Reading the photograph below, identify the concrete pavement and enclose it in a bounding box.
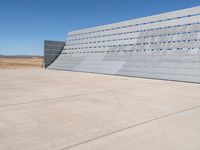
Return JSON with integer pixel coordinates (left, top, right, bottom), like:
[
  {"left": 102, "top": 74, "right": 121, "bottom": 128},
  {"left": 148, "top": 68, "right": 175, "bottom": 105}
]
[{"left": 0, "top": 69, "right": 200, "bottom": 150}]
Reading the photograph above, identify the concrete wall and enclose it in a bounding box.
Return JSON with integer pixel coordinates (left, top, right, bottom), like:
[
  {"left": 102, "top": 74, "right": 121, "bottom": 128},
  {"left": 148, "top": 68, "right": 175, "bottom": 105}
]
[
  {"left": 44, "top": 40, "right": 65, "bottom": 68},
  {"left": 47, "top": 6, "right": 200, "bottom": 83}
]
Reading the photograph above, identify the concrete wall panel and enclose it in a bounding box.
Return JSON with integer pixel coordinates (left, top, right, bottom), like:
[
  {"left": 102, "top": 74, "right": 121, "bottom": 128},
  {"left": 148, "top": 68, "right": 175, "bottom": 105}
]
[
  {"left": 47, "top": 6, "right": 200, "bottom": 83},
  {"left": 44, "top": 40, "right": 65, "bottom": 68}
]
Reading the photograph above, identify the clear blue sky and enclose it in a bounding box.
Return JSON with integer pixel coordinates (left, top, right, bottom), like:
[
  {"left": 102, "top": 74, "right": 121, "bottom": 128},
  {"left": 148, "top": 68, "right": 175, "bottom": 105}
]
[{"left": 0, "top": 0, "right": 200, "bottom": 56}]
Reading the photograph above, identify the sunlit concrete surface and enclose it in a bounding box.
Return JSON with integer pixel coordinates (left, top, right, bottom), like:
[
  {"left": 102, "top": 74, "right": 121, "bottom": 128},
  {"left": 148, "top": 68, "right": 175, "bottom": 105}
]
[
  {"left": 48, "top": 6, "right": 200, "bottom": 84},
  {"left": 0, "top": 69, "right": 200, "bottom": 150}
]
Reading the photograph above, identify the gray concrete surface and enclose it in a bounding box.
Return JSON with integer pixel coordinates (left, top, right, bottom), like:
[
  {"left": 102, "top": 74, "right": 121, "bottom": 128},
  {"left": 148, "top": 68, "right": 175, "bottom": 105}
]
[
  {"left": 48, "top": 6, "right": 200, "bottom": 83},
  {"left": 44, "top": 40, "right": 65, "bottom": 68},
  {"left": 0, "top": 69, "right": 200, "bottom": 150}
]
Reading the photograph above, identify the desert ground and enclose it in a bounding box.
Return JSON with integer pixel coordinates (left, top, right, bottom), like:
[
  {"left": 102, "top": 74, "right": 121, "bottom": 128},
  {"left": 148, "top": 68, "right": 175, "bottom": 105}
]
[
  {"left": 0, "top": 57, "right": 43, "bottom": 69},
  {"left": 0, "top": 69, "right": 200, "bottom": 150}
]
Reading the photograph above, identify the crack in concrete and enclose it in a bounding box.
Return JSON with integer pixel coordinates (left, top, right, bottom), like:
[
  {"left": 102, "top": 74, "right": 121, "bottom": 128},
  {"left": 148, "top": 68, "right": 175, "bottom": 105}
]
[{"left": 61, "top": 105, "right": 200, "bottom": 150}]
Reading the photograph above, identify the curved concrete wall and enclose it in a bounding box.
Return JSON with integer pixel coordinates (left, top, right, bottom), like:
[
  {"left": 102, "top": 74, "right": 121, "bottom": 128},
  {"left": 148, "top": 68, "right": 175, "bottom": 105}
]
[
  {"left": 47, "top": 6, "right": 200, "bottom": 83},
  {"left": 44, "top": 40, "right": 65, "bottom": 68}
]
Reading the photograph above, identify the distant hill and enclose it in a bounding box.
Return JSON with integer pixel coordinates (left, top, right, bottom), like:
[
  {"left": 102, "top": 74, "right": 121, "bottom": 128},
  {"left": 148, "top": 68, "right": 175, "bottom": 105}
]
[{"left": 0, "top": 55, "right": 43, "bottom": 58}]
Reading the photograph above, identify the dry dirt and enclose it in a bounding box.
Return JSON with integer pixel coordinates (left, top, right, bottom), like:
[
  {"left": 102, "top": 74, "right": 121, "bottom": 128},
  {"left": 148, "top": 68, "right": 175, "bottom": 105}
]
[{"left": 0, "top": 57, "right": 43, "bottom": 69}]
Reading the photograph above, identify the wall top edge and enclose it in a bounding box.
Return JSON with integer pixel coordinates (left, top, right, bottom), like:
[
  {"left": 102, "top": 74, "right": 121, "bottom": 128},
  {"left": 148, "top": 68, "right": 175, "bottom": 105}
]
[
  {"left": 68, "top": 5, "right": 200, "bottom": 35},
  {"left": 44, "top": 40, "right": 65, "bottom": 43}
]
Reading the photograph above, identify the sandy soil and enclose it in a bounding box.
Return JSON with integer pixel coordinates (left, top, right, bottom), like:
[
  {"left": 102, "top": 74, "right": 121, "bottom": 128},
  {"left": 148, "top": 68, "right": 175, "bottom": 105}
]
[{"left": 0, "top": 57, "right": 43, "bottom": 69}]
